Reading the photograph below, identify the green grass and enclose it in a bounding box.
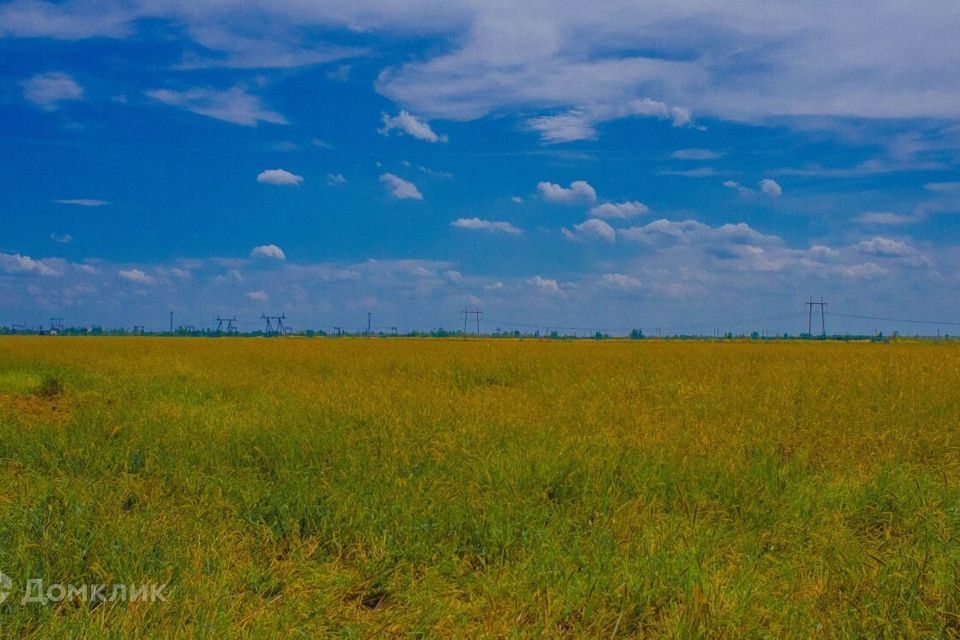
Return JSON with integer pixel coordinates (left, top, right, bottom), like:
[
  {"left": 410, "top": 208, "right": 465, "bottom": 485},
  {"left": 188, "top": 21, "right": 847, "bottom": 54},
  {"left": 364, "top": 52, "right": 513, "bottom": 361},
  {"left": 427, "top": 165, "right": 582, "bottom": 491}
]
[{"left": 0, "top": 337, "right": 959, "bottom": 637}]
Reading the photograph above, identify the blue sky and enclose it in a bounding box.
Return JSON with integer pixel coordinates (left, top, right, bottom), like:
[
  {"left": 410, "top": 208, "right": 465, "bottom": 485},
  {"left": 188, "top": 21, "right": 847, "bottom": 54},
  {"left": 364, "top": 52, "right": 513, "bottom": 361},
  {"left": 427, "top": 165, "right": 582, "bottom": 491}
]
[{"left": 1, "top": 1, "right": 959, "bottom": 335}]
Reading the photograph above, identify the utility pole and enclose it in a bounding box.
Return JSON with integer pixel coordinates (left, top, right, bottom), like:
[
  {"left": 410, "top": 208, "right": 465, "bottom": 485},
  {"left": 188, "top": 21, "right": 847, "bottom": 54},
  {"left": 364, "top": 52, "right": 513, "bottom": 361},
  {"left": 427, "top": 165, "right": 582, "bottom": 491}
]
[
  {"left": 461, "top": 306, "right": 483, "bottom": 335},
  {"left": 170, "top": 311, "right": 174, "bottom": 334},
  {"left": 805, "top": 297, "right": 827, "bottom": 336},
  {"left": 367, "top": 312, "right": 372, "bottom": 336}
]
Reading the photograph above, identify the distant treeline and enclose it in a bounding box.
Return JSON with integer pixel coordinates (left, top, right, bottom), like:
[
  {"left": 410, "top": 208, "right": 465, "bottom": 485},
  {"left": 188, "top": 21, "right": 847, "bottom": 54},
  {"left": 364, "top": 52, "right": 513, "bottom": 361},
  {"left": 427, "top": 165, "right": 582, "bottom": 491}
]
[{"left": 0, "top": 325, "right": 946, "bottom": 342}]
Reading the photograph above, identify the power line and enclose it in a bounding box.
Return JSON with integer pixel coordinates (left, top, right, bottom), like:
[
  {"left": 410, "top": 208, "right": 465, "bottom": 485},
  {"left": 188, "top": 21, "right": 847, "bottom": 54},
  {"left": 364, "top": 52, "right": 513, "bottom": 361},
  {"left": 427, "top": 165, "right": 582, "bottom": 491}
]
[{"left": 829, "top": 312, "right": 960, "bottom": 327}]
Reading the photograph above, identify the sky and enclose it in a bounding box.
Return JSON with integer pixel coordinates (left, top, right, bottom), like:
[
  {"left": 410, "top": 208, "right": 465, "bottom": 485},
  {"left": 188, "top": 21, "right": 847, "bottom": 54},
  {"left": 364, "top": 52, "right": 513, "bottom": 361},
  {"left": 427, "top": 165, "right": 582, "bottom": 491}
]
[{"left": 1, "top": 1, "right": 959, "bottom": 335}]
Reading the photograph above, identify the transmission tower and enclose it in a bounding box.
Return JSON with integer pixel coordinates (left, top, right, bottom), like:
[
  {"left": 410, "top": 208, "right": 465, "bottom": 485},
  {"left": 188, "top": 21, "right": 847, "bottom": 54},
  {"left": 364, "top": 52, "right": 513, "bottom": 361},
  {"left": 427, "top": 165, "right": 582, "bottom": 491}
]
[{"left": 806, "top": 297, "right": 828, "bottom": 336}]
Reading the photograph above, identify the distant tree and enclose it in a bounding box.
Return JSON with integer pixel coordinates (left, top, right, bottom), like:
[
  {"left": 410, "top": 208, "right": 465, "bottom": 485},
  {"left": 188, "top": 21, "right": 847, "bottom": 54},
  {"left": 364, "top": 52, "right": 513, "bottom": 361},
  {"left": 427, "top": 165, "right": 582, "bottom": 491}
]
[{"left": 629, "top": 328, "right": 644, "bottom": 339}]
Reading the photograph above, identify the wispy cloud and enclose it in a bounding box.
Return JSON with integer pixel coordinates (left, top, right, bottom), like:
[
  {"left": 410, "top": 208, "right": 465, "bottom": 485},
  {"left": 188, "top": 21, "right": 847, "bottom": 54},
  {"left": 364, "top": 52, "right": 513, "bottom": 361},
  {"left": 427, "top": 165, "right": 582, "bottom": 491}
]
[
  {"left": 55, "top": 198, "right": 109, "bottom": 207},
  {"left": 451, "top": 218, "right": 522, "bottom": 235},
  {"left": 379, "top": 111, "right": 447, "bottom": 143},
  {"left": 856, "top": 211, "right": 918, "bottom": 225},
  {"left": 146, "top": 86, "right": 286, "bottom": 126},
  {"left": 671, "top": 148, "right": 722, "bottom": 160}
]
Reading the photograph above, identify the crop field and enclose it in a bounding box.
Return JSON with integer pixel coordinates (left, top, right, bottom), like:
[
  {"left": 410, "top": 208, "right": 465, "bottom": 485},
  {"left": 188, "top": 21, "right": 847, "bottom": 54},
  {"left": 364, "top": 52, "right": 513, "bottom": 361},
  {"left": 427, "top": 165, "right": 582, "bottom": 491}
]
[{"left": 0, "top": 337, "right": 959, "bottom": 637}]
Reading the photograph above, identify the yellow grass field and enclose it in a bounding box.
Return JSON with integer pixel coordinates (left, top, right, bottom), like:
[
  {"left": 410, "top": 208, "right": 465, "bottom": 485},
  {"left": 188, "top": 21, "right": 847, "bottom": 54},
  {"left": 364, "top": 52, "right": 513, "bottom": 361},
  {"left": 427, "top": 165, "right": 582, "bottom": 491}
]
[{"left": 1, "top": 336, "right": 959, "bottom": 637}]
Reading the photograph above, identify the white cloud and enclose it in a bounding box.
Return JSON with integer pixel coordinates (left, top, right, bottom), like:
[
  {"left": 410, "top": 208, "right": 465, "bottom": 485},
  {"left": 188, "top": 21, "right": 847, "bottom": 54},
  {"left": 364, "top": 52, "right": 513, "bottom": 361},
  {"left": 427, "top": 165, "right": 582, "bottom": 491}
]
[
  {"left": 50, "top": 233, "right": 73, "bottom": 244},
  {"left": 525, "top": 100, "right": 695, "bottom": 143},
  {"left": 856, "top": 211, "right": 916, "bottom": 225},
  {"left": 537, "top": 180, "right": 596, "bottom": 204},
  {"left": 759, "top": 179, "right": 783, "bottom": 197},
  {"left": 380, "top": 173, "right": 423, "bottom": 200},
  {"left": 658, "top": 167, "right": 719, "bottom": 178},
  {"left": 925, "top": 182, "right": 960, "bottom": 193},
  {"left": 21, "top": 72, "right": 83, "bottom": 110},
  {"left": 589, "top": 201, "right": 648, "bottom": 219},
  {"left": 724, "top": 179, "right": 782, "bottom": 196},
  {"left": 251, "top": 244, "right": 286, "bottom": 260},
  {"left": 326, "top": 173, "right": 347, "bottom": 186},
  {"left": 450, "top": 218, "right": 522, "bottom": 235},
  {"left": 484, "top": 281, "right": 504, "bottom": 290},
  {"left": 563, "top": 218, "right": 616, "bottom": 242},
  {"left": 511, "top": 196, "right": 523, "bottom": 204},
  {"left": 257, "top": 169, "right": 303, "bottom": 186},
  {"left": 246, "top": 290, "right": 269, "bottom": 301},
  {"left": 600, "top": 273, "right": 643, "bottom": 290},
  {"left": 527, "top": 111, "right": 596, "bottom": 143},
  {"left": 12, "top": 2, "right": 960, "bottom": 128},
  {"left": 671, "top": 148, "right": 722, "bottom": 160},
  {"left": 723, "top": 180, "right": 753, "bottom": 195},
  {"left": 146, "top": 86, "right": 286, "bottom": 126},
  {"left": 856, "top": 236, "right": 917, "bottom": 257},
  {"left": 0, "top": 252, "right": 61, "bottom": 276},
  {"left": 379, "top": 111, "right": 447, "bottom": 143},
  {"left": 55, "top": 198, "right": 109, "bottom": 207},
  {"left": 417, "top": 165, "right": 452, "bottom": 178},
  {"left": 620, "top": 219, "right": 779, "bottom": 247},
  {"left": 527, "top": 275, "right": 563, "bottom": 295},
  {"left": 118, "top": 268, "right": 155, "bottom": 284}
]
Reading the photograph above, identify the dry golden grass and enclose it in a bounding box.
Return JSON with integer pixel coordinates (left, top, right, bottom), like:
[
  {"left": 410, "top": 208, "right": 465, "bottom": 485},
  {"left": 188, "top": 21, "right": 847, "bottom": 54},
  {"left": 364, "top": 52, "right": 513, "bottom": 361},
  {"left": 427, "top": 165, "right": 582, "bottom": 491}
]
[{"left": 0, "top": 336, "right": 959, "bottom": 637}]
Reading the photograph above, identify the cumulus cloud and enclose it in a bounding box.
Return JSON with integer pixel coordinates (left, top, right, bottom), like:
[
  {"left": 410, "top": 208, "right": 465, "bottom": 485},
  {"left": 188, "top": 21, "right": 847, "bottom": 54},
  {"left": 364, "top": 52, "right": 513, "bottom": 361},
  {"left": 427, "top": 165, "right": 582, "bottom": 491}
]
[
  {"left": 589, "top": 201, "right": 649, "bottom": 219},
  {"left": 527, "top": 275, "right": 563, "bottom": 295},
  {"left": 21, "top": 72, "right": 83, "bottom": 110},
  {"left": 326, "top": 173, "right": 347, "bottom": 186},
  {"left": 759, "top": 179, "right": 783, "bottom": 197},
  {"left": 251, "top": 244, "right": 286, "bottom": 260},
  {"left": 257, "top": 169, "right": 303, "bottom": 186},
  {"left": 380, "top": 173, "right": 423, "bottom": 200},
  {"left": 619, "top": 219, "right": 779, "bottom": 247},
  {"left": 146, "top": 85, "right": 286, "bottom": 126},
  {"left": 451, "top": 218, "right": 522, "bottom": 235},
  {"left": 246, "top": 290, "right": 269, "bottom": 301},
  {"left": 55, "top": 198, "right": 109, "bottom": 207},
  {"left": 562, "top": 218, "right": 616, "bottom": 242},
  {"left": 600, "top": 273, "right": 643, "bottom": 290},
  {"left": 0, "top": 252, "right": 61, "bottom": 276},
  {"left": 856, "top": 236, "right": 917, "bottom": 257},
  {"left": 511, "top": 196, "right": 523, "bottom": 204},
  {"left": 50, "top": 233, "right": 73, "bottom": 244},
  {"left": 537, "top": 180, "right": 596, "bottom": 204},
  {"left": 379, "top": 111, "right": 447, "bottom": 143},
  {"left": 671, "top": 148, "right": 722, "bottom": 160},
  {"left": 118, "top": 268, "right": 155, "bottom": 284}
]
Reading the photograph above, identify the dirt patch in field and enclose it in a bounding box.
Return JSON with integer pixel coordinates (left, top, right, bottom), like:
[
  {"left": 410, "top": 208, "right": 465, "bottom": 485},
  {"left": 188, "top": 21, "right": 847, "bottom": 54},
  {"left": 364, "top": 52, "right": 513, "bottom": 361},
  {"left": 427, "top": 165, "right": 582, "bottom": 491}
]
[{"left": 0, "top": 392, "right": 71, "bottom": 425}]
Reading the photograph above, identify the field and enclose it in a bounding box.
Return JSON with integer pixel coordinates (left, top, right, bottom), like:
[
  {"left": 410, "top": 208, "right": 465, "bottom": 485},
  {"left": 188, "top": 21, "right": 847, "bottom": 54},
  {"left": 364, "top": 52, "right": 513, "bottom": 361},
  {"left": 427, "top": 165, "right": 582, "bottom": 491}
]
[{"left": 1, "top": 337, "right": 959, "bottom": 637}]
